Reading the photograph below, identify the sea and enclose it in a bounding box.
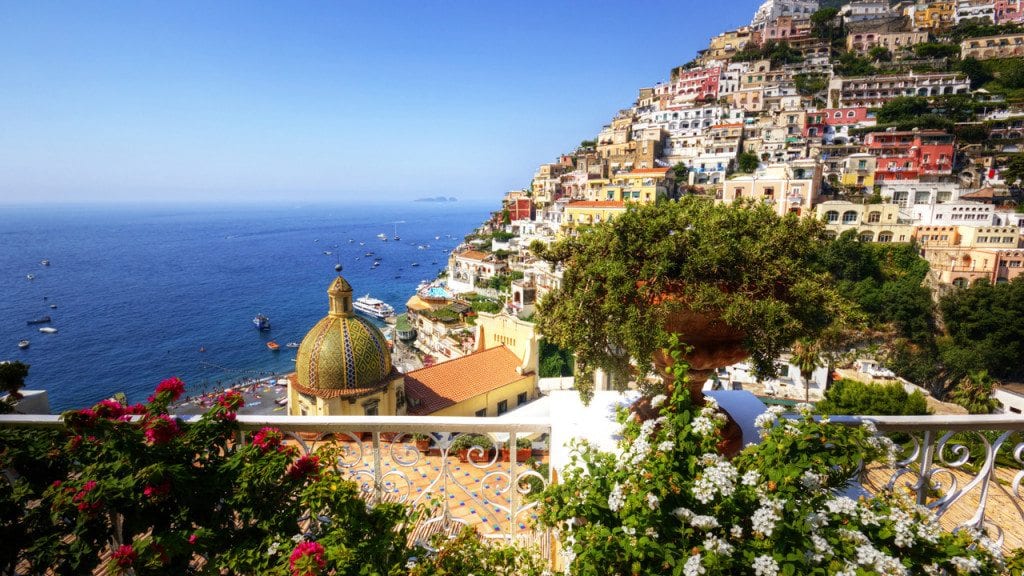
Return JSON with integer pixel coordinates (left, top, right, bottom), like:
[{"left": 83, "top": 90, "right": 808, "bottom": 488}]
[{"left": 0, "top": 201, "right": 491, "bottom": 412}]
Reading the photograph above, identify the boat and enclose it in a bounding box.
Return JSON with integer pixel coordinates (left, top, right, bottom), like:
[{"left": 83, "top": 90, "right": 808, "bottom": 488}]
[
  {"left": 275, "top": 396, "right": 288, "bottom": 406},
  {"left": 18, "top": 340, "right": 30, "bottom": 349},
  {"left": 410, "top": 262, "right": 420, "bottom": 267},
  {"left": 26, "top": 316, "right": 52, "bottom": 325},
  {"left": 266, "top": 341, "right": 280, "bottom": 351},
  {"left": 372, "top": 261, "right": 380, "bottom": 268},
  {"left": 353, "top": 295, "right": 395, "bottom": 319},
  {"left": 285, "top": 342, "right": 299, "bottom": 348},
  {"left": 377, "top": 233, "right": 387, "bottom": 241},
  {"left": 364, "top": 252, "right": 373, "bottom": 257},
  {"left": 40, "top": 259, "right": 50, "bottom": 266},
  {"left": 26, "top": 274, "right": 35, "bottom": 280},
  {"left": 39, "top": 327, "right": 58, "bottom": 334},
  {"left": 393, "top": 222, "right": 401, "bottom": 241},
  {"left": 49, "top": 304, "right": 57, "bottom": 309},
  {"left": 253, "top": 314, "right": 271, "bottom": 331},
  {"left": 323, "top": 251, "right": 332, "bottom": 255}
]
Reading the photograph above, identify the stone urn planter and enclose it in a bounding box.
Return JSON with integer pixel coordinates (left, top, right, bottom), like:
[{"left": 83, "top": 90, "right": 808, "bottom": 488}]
[{"left": 638, "top": 304, "right": 749, "bottom": 456}]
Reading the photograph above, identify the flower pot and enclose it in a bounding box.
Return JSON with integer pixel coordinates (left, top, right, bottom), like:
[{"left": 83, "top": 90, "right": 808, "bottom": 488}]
[
  {"left": 415, "top": 439, "right": 430, "bottom": 453},
  {"left": 458, "top": 448, "right": 494, "bottom": 463},
  {"left": 499, "top": 448, "right": 533, "bottom": 462}
]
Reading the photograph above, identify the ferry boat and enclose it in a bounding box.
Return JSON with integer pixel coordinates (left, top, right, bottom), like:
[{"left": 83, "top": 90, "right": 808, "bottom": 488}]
[
  {"left": 266, "top": 341, "right": 280, "bottom": 351},
  {"left": 39, "top": 327, "right": 58, "bottom": 334},
  {"left": 18, "top": 340, "right": 30, "bottom": 349},
  {"left": 253, "top": 314, "right": 271, "bottom": 331},
  {"left": 353, "top": 295, "right": 394, "bottom": 319}
]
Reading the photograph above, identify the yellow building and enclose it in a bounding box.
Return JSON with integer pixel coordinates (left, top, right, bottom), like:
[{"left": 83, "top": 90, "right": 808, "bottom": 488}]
[
  {"left": 474, "top": 311, "right": 539, "bottom": 374},
  {"left": 288, "top": 272, "right": 407, "bottom": 417},
  {"left": 404, "top": 346, "right": 538, "bottom": 417},
  {"left": 816, "top": 201, "right": 914, "bottom": 242},
  {"left": 912, "top": 1, "right": 955, "bottom": 31},
  {"left": 561, "top": 200, "right": 627, "bottom": 235},
  {"left": 839, "top": 153, "right": 877, "bottom": 190}
]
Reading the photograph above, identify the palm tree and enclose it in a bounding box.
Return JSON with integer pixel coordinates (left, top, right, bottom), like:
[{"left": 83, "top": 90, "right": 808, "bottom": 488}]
[{"left": 791, "top": 339, "right": 822, "bottom": 402}]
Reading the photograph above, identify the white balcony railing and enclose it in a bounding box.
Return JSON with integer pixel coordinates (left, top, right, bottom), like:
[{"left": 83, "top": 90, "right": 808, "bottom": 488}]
[{"left": 2, "top": 407, "right": 1023, "bottom": 555}]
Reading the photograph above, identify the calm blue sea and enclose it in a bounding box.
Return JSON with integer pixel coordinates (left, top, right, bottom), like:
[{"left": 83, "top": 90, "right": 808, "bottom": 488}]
[{"left": 0, "top": 201, "right": 491, "bottom": 412}]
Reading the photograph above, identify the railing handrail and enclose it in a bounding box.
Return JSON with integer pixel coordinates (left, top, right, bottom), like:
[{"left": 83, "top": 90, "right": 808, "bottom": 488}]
[
  {"left": 827, "top": 413, "right": 1024, "bottom": 433},
  {"left": 0, "top": 413, "right": 553, "bottom": 434}
]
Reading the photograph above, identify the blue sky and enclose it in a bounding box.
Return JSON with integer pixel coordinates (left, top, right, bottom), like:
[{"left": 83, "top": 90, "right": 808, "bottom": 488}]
[{"left": 0, "top": 1, "right": 761, "bottom": 204}]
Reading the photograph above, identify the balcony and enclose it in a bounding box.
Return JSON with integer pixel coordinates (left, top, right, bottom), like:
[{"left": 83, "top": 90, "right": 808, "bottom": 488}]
[{"left": 2, "top": 400, "right": 1023, "bottom": 568}]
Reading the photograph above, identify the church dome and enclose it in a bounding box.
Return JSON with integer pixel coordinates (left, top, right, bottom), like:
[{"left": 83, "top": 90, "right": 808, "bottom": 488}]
[{"left": 295, "top": 273, "right": 393, "bottom": 395}]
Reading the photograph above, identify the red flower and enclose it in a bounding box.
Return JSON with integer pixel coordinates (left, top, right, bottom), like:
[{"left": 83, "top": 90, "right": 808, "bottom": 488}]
[
  {"left": 143, "top": 479, "right": 171, "bottom": 498},
  {"left": 94, "top": 399, "right": 126, "bottom": 419},
  {"left": 188, "top": 533, "right": 198, "bottom": 545},
  {"left": 252, "top": 427, "right": 283, "bottom": 453},
  {"left": 285, "top": 455, "right": 321, "bottom": 481},
  {"left": 66, "top": 408, "right": 98, "bottom": 429},
  {"left": 153, "top": 377, "right": 186, "bottom": 402},
  {"left": 289, "top": 541, "right": 326, "bottom": 576},
  {"left": 73, "top": 480, "right": 101, "bottom": 514},
  {"left": 216, "top": 389, "right": 244, "bottom": 411},
  {"left": 143, "top": 415, "right": 180, "bottom": 445},
  {"left": 112, "top": 544, "right": 137, "bottom": 568}
]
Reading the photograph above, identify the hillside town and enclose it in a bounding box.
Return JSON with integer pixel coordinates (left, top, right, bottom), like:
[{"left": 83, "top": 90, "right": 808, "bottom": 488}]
[{"left": 394, "top": 0, "right": 1024, "bottom": 416}]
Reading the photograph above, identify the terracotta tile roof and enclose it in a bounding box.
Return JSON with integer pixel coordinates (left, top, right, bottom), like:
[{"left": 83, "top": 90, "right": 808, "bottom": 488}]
[
  {"left": 628, "top": 167, "right": 671, "bottom": 175},
  {"left": 456, "top": 250, "right": 490, "bottom": 261},
  {"left": 711, "top": 123, "right": 744, "bottom": 129},
  {"left": 404, "top": 346, "right": 525, "bottom": 415},
  {"left": 960, "top": 187, "right": 1003, "bottom": 200},
  {"left": 567, "top": 200, "right": 626, "bottom": 209}
]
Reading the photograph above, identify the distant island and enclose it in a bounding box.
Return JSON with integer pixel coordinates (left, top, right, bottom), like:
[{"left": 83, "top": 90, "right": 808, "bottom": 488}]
[{"left": 414, "top": 196, "right": 458, "bottom": 203}]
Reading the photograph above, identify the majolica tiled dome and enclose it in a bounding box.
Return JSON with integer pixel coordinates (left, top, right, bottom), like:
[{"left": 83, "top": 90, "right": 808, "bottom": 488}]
[{"left": 295, "top": 275, "right": 393, "bottom": 394}]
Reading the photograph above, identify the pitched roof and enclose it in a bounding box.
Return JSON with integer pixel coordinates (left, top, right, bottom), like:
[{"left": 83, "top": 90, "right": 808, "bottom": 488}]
[
  {"left": 404, "top": 346, "right": 525, "bottom": 415},
  {"left": 456, "top": 250, "right": 490, "bottom": 261},
  {"left": 567, "top": 200, "right": 626, "bottom": 209}
]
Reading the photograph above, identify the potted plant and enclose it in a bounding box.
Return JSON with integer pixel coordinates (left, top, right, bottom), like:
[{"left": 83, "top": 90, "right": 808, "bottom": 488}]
[
  {"left": 533, "top": 198, "right": 854, "bottom": 453},
  {"left": 499, "top": 435, "right": 534, "bottom": 462},
  {"left": 412, "top": 433, "right": 432, "bottom": 453},
  {"left": 451, "top": 433, "right": 495, "bottom": 463}
]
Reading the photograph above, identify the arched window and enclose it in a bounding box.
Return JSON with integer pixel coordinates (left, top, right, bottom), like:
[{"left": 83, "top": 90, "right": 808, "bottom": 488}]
[
  {"left": 825, "top": 210, "right": 839, "bottom": 222},
  {"left": 842, "top": 211, "right": 858, "bottom": 223},
  {"left": 878, "top": 232, "right": 893, "bottom": 242},
  {"left": 952, "top": 277, "right": 969, "bottom": 288},
  {"left": 858, "top": 231, "right": 874, "bottom": 242}
]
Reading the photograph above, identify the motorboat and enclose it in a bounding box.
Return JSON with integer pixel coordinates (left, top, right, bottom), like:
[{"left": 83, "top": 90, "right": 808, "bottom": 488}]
[
  {"left": 26, "top": 274, "right": 35, "bottom": 280},
  {"left": 275, "top": 396, "right": 288, "bottom": 406},
  {"left": 377, "top": 233, "right": 387, "bottom": 241},
  {"left": 285, "top": 342, "right": 299, "bottom": 348},
  {"left": 26, "top": 316, "right": 52, "bottom": 325},
  {"left": 353, "top": 295, "right": 395, "bottom": 319},
  {"left": 253, "top": 314, "right": 271, "bottom": 331},
  {"left": 40, "top": 259, "right": 50, "bottom": 266},
  {"left": 39, "top": 327, "right": 58, "bottom": 334},
  {"left": 364, "top": 252, "right": 374, "bottom": 257},
  {"left": 49, "top": 304, "right": 57, "bottom": 309},
  {"left": 18, "top": 340, "right": 30, "bottom": 349},
  {"left": 410, "top": 262, "right": 419, "bottom": 267},
  {"left": 266, "top": 341, "right": 280, "bottom": 351}
]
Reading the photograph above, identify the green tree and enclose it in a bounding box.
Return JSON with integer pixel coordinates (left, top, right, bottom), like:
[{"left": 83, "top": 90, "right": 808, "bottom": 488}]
[
  {"left": 794, "top": 73, "right": 829, "bottom": 97},
  {"left": 671, "top": 162, "right": 690, "bottom": 183},
  {"left": 948, "top": 370, "right": 1000, "bottom": 414},
  {"left": 735, "top": 152, "right": 760, "bottom": 173},
  {"left": 912, "top": 42, "right": 960, "bottom": 59},
  {"left": 958, "top": 57, "right": 993, "bottom": 89},
  {"left": 791, "top": 339, "right": 822, "bottom": 402},
  {"left": 501, "top": 208, "right": 511, "bottom": 226},
  {"left": 876, "top": 97, "right": 932, "bottom": 124},
  {"left": 938, "top": 277, "right": 1024, "bottom": 383},
  {"left": 835, "top": 52, "right": 876, "bottom": 76},
  {"left": 817, "top": 378, "right": 931, "bottom": 416},
  {"left": 868, "top": 46, "right": 892, "bottom": 63},
  {"left": 0, "top": 361, "right": 29, "bottom": 414},
  {"left": 533, "top": 198, "right": 851, "bottom": 399},
  {"left": 1001, "top": 154, "right": 1024, "bottom": 186},
  {"left": 810, "top": 7, "right": 841, "bottom": 41},
  {"left": 1000, "top": 57, "right": 1024, "bottom": 89}
]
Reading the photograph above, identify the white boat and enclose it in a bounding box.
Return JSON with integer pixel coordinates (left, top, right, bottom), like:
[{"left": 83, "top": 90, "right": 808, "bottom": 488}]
[
  {"left": 39, "top": 327, "right": 58, "bottom": 334},
  {"left": 353, "top": 295, "right": 395, "bottom": 319},
  {"left": 285, "top": 342, "right": 299, "bottom": 348},
  {"left": 18, "top": 340, "right": 29, "bottom": 349},
  {"left": 376, "top": 233, "right": 387, "bottom": 241},
  {"left": 26, "top": 274, "right": 35, "bottom": 280}
]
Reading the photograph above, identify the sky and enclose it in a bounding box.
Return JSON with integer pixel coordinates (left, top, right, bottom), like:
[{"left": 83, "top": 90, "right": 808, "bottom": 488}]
[{"left": 0, "top": 1, "right": 762, "bottom": 205}]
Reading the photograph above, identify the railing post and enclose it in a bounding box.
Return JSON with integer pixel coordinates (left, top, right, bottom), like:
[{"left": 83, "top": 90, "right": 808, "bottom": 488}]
[
  {"left": 372, "top": 431, "right": 383, "bottom": 504},
  {"left": 914, "top": 429, "right": 935, "bottom": 506},
  {"left": 509, "top": 432, "right": 518, "bottom": 540}
]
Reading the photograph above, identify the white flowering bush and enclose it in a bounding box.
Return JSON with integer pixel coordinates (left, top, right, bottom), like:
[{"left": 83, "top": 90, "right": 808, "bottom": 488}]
[{"left": 536, "top": 343, "right": 1003, "bottom": 576}]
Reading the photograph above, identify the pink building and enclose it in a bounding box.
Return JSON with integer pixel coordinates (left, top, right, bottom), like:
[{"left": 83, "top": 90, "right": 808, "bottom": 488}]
[
  {"left": 758, "top": 16, "right": 811, "bottom": 44},
  {"left": 804, "top": 108, "right": 874, "bottom": 137},
  {"left": 655, "top": 66, "right": 721, "bottom": 105},
  {"left": 865, "top": 130, "right": 956, "bottom": 181},
  {"left": 995, "top": 0, "right": 1024, "bottom": 23},
  {"left": 995, "top": 249, "right": 1024, "bottom": 283}
]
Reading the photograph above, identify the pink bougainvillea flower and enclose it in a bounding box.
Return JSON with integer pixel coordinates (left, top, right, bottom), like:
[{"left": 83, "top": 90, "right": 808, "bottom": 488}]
[
  {"left": 143, "top": 479, "right": 171, "bottom": 498},
  {"left": 289, "top": 541, "right": 326, "bottom": 576},
  {"left": 73, "top": 480, "right": 102, "bottom": 514},
  {"left": 65, "top": 408, "right": 98, "bottom": 429},
  {"left": 285, "top": 455, "right": 321, "bottom": 481},
  {"left": 94, "top": 399, "right": 126, "bottom": 419},
  {"left": 252, "top": 427, "right": 283, "bottom": 453},
  {"left": 143, "top": 415, "right": 180, "bottom": 445},
  {"left": 150, "top": 376, "right": 186, "bottom": 402},
  {"left": 111, "top": 544, "right": 137, "bottom": 568},
  {"left": 216, "top": 389, "right": 244, "bottom": 411}
]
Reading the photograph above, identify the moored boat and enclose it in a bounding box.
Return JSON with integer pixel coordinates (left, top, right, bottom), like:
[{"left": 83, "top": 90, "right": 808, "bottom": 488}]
[
  {"left": 266, "top": 341, "right": 280, "bottom": 351},
  {"left": 39, "top": 327, "right": 58, "bottom": 334},
  {"left": 353, "top": 294, "right": 395, "bottom": 319},
  {"left": 26, "top": 274, "right": 35, "bottom": 280},
  {"left": 40, "top": 259, "right": 50, "bottom": 266},
  {"left": 253, "top": 314, "right": 271, "bottom": 331},
  {"left": 18, "top": 340, "right": 30, "bottom": 349},
  {"left": 285, "top": 342, "right": 299, "bottom": 348},
  {"left": 26, "top": 316, "right": 52, "bottom": 325}
]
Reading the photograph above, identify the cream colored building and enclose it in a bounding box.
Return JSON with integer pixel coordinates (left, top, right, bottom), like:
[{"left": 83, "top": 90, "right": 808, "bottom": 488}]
[
  {"left": 816, "top": 201, "right": 914, "bottom": 242},
  {"left": 961, "top": 32, "right": 1024, "bottom": 59},
  {"left": 720, "top": 161, "right": 822, "bottom": 217},
  {"left": 846, "top": 30, "right": 930, "bottom": 53}
]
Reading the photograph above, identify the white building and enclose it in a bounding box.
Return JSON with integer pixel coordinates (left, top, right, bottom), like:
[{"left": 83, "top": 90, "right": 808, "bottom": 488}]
[
  {"left": 880, "top": 181, "right": 962, "bottom": 208},
  {"left": 840, "top": 0, "right": 895, "bottom": 22},
  {"left": 956, "top": 0, "right": 996, "bottom": 23},
  {"left": 750, "top": 0, "right": 820, "bottom": 29},
  {"left": 908, "top": 201, "right": 997, "bottom": 226},
  {"left": 994, "top": 384, "right": 1024, "bottom": 415}
]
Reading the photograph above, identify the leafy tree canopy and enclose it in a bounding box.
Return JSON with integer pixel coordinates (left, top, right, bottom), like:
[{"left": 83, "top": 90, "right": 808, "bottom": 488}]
[
  {"left": 817, "top": 378, "right": 931, "bottom": 416},
  {"left": 736, "top": 152, "right": 760, "bottom": 174},
  {"left": 939, "top": 277, "right": 1024, "bottom": 382},
  {"left": 875, "top": 97, "right": 931, "bottom": 124},
  {"left": 0, "top": 361, "right": 29, "bottom": 414},
  {"left": 533, "top": 198, "right": 851, "bottom": 393}
]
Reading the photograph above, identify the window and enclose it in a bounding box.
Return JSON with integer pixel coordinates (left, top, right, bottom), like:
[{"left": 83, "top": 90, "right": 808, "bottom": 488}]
[
  {"left": 363, "top": 400, "right": 379, "bottom": 417},
  {"left": 978, "top": 236, "right": 989, "bottom": 243},
  {"left": 497, "top": 400, "right": 508, "bottom": 415},
  {"left": 868, "top": 211, "right": 881, "bottom": 223},
  {"left": 842, "top": 211, "right": 858, "bottom": 223},
  {"left": 517, "top": 392, "right": 528, "bottom": 406},
  {"left": 1005, "top": 237, "right": 1015, "bottom": 243},
  {"left": 825, "top": 210, "right": 839, "bottom": 222},
  {"left": 475, "top": 408, "right": 487, "bottom": 417}
]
